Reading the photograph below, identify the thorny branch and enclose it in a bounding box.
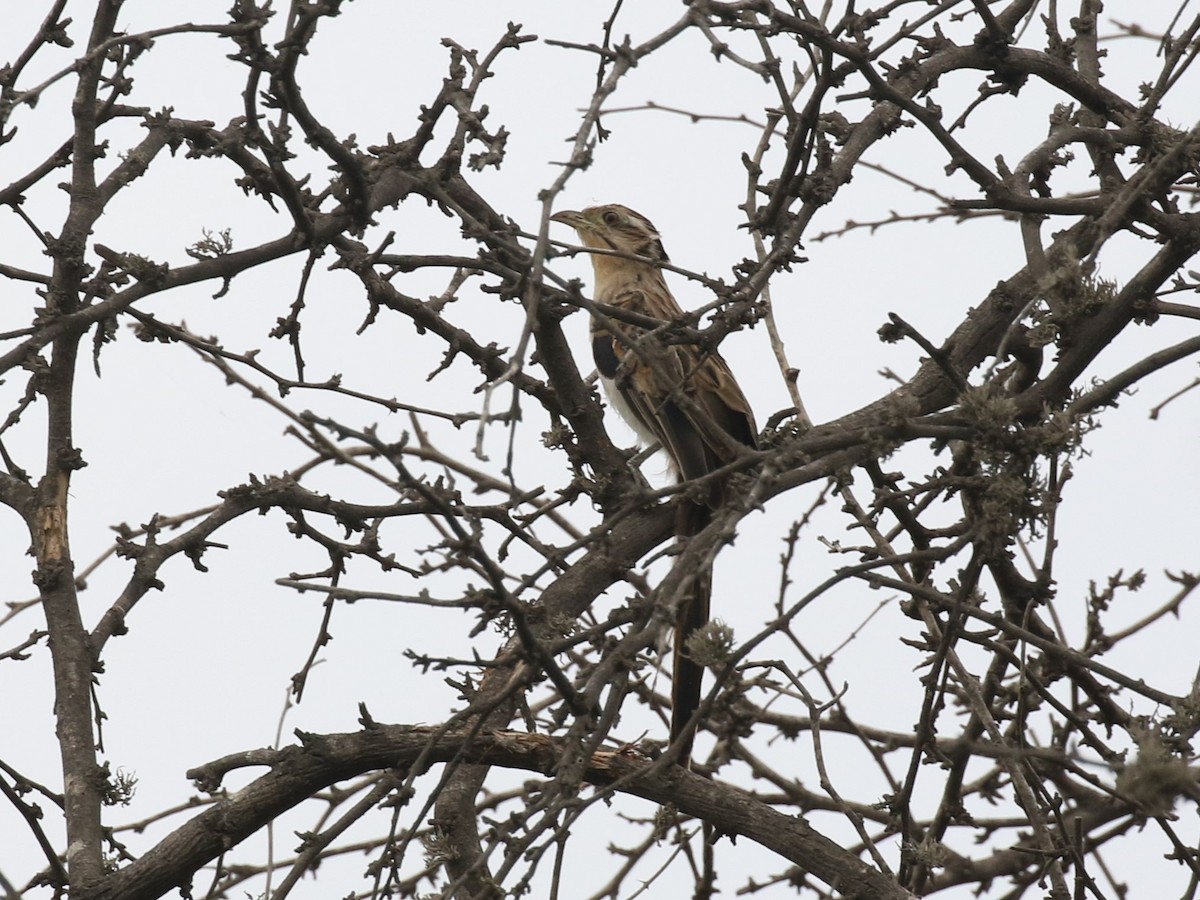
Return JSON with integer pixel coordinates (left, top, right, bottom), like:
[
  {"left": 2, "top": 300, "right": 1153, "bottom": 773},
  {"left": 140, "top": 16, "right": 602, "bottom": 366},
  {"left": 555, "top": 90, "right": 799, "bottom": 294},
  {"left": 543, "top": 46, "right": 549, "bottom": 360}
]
[{"left": 2, "top": 2, "right": 1200, "bottom": 899}]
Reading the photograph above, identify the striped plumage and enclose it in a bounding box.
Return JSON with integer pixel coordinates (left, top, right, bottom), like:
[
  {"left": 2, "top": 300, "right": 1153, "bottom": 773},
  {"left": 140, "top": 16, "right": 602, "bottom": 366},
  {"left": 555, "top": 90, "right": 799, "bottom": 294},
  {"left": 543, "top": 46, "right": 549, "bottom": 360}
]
[{"left": 551, "top": 204, "right": 757, "bottom": 762}]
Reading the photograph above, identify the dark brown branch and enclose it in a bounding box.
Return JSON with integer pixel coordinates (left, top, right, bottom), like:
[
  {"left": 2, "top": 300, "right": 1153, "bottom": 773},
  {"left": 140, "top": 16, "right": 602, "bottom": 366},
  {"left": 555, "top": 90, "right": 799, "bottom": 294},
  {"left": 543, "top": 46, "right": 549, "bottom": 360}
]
[{"left": 86, "top": 727, "right": 915, "bottom": 900}]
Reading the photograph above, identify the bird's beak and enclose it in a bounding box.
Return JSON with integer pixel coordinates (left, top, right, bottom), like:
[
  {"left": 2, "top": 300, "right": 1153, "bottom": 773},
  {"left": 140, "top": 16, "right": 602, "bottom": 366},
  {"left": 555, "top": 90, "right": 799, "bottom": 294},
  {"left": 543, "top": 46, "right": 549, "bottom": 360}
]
[{"left": 550, "top": 209, "right": 586, "bottom": 229}]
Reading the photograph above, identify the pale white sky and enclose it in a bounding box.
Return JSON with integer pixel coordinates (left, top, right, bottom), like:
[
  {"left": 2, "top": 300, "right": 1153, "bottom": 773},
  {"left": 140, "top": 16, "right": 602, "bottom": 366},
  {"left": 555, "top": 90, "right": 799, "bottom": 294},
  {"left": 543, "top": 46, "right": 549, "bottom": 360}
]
[{"left": 2, "top": 2, "right": 1198, "bottom": 897}]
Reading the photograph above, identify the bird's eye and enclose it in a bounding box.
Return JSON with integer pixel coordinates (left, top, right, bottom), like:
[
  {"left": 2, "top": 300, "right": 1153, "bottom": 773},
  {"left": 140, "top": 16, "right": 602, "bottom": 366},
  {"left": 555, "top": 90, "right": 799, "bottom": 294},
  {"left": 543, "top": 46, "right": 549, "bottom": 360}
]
[{"left": 602, "top": 210, "right": 621, "bottom": 226}]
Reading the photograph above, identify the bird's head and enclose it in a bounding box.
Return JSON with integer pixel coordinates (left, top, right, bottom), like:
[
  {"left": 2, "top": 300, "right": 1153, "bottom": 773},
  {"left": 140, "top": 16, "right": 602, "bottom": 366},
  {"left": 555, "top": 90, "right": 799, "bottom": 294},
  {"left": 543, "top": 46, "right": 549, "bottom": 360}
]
[{"left": 551, "top": 204, "right": 670, "bottom": 267}]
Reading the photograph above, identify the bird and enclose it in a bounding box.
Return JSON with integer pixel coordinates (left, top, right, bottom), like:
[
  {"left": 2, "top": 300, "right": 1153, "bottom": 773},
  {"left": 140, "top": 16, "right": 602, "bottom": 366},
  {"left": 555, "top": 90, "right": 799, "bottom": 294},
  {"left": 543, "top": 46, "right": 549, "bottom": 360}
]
[{"left": 550, "top": 204, "right": 757, "bottom": 761}]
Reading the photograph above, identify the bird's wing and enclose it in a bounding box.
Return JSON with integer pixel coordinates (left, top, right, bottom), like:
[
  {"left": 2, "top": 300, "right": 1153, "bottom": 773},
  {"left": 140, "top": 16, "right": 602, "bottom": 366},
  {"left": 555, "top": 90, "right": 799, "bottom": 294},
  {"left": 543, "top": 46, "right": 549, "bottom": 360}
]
[
  {"left": 688, "top": 351, "right": 759, "bottom": 452},
  {"left": 593, "top": 320, "right": 719, "bottom": 484}
]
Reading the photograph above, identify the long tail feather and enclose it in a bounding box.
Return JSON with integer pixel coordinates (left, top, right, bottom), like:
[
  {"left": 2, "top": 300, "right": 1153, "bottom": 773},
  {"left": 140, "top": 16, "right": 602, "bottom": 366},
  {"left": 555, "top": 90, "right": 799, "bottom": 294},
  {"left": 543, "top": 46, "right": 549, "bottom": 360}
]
[{"left": 670, "top": 501, "right": 712, "bottom": 761}]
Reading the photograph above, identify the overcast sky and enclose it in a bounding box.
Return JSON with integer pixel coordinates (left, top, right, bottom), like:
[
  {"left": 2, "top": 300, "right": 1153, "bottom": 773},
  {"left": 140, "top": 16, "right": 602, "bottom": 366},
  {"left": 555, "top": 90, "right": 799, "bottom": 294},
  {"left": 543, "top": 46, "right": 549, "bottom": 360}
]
[{"left": 3, "top": 2, "right": 1199, "bottom": 897}]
